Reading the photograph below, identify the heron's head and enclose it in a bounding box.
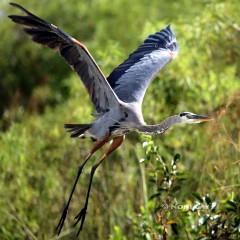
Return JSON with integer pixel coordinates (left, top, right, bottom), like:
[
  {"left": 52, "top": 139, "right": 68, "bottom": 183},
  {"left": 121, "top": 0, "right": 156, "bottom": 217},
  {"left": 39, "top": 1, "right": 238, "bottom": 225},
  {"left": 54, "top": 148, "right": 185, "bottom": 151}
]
[{"left": 178, "top": 112, "right": 213, "bottom": 124}]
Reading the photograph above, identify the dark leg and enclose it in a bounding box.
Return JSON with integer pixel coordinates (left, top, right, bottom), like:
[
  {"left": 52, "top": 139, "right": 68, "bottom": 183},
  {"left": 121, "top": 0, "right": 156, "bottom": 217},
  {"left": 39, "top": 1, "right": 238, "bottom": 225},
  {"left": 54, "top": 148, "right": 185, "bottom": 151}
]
[
  {"left": 55, "top": 136, "right": 110, "bottom": 235},
  {"left": 74, "top": 136, "right": 125, "bottom": 236}
]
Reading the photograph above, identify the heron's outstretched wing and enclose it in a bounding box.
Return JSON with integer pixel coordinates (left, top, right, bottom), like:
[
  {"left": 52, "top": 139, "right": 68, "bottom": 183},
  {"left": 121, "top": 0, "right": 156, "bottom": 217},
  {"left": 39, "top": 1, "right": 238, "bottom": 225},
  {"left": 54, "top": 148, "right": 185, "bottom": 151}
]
[
  {"left": 9, "top": 3, "right": 120, "bottom": 113},
  {"left": 107, "top": 26, "right": 178, "bottom": 104}
]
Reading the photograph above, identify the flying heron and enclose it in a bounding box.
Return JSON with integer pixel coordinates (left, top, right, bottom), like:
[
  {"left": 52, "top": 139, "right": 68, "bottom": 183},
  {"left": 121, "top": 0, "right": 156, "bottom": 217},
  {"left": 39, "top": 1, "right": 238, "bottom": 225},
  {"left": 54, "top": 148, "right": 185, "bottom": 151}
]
[{"left": 9, "top": 2, "right": 212, "bottom": 236}]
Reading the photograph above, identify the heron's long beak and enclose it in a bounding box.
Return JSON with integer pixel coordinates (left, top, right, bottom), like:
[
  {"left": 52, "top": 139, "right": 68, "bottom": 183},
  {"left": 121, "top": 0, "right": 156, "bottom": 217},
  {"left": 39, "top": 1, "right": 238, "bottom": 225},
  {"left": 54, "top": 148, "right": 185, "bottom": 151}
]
[{"left": 189, "top": 114, "right": 213, "bottom": 123}]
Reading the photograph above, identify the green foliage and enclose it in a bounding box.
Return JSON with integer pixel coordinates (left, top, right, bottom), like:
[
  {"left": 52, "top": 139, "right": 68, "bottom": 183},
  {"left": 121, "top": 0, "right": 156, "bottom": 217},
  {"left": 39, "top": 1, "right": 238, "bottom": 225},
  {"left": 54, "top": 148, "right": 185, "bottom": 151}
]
[
  {"left": 127, "top": 139, "right": 240, "bottom": 239},
  {"left": 0, "top": 0, "right": 239, "bottom": 239}
]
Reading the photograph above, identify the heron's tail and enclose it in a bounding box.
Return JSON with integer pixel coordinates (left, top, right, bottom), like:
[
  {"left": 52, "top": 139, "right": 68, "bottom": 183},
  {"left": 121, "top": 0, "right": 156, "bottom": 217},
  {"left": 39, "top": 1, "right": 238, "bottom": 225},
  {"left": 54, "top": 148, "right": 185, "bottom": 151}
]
[{"left": 64, "top": 123, "right": 92, "bottom": 138}]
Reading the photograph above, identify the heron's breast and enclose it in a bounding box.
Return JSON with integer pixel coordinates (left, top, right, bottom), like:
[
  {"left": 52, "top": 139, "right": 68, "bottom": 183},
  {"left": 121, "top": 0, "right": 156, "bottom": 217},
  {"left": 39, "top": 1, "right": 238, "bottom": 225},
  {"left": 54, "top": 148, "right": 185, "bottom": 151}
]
[{"left": 89, "top": 108, "right": 123, "bottom": 138}]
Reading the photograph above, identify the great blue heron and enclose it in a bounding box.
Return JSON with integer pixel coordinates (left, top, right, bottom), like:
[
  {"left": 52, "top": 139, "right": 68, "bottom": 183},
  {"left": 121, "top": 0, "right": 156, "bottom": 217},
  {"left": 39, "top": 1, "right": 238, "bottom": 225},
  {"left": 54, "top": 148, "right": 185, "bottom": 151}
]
[{"left": 9, "top": 2, "right": 212, "bottom": 236}]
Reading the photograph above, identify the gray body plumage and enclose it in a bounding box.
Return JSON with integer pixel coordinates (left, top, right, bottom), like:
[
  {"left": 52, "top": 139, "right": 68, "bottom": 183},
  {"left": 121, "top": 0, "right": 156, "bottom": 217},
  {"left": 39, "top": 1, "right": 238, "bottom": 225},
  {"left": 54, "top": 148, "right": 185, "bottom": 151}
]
[
  {"left": 88, "top": 102, "right": 145, "bottom": 139},
  {"left": 87, "top": 105, "right": 183, "bottom": 140}
]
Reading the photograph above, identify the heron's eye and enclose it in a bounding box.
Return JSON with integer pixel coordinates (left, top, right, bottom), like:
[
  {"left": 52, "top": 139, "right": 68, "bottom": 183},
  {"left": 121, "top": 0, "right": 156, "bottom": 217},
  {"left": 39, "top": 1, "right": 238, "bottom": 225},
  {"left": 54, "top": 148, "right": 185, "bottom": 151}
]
[{"left": 180, "top": 112, "right": 187, "bottom": 117}]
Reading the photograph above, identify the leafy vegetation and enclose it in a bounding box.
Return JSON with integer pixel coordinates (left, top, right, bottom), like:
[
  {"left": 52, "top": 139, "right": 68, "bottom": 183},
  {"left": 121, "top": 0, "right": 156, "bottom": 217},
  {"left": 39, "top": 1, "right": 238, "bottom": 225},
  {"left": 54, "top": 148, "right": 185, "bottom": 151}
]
[
  {"left": 0, "top": 0, "right": 239, "bottom": 239},
  {"left": 128, "top": 139, "right": 240, "bottom": 239}
]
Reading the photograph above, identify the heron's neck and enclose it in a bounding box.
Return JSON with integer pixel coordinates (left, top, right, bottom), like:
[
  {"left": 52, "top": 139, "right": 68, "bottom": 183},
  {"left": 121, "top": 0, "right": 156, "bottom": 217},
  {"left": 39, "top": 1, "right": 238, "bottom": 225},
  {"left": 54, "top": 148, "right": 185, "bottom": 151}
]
[{"left": 137, "top": 115, "right": 181, "bottom": 135}]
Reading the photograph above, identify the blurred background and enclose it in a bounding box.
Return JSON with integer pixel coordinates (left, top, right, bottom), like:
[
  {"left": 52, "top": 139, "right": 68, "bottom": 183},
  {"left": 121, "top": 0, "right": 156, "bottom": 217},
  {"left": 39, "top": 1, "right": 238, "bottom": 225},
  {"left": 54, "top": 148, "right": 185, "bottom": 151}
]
[{"left": 0, "top": 0, "right": 239, "bottom": 239}]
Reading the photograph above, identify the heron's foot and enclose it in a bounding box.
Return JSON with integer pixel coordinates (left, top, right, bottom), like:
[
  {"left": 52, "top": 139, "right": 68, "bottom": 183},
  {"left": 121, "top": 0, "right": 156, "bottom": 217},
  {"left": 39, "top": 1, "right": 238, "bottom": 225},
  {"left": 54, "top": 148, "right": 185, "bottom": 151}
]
[
  {"left": 55, "top": 204, "right": 69, "bottom": 235},
  {"left": 73, "top": 206, "right": 87, "bottom": 236}
]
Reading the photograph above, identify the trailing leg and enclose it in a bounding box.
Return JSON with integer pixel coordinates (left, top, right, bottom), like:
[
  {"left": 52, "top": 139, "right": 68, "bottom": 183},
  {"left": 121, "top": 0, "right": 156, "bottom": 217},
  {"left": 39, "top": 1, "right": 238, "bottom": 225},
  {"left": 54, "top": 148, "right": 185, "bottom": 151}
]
[
  {"left": 55, "top": 136, "right": 110, "bottom": 235},
  {"left": 74, "top": 136, "right": 125, "bottom": 236}
]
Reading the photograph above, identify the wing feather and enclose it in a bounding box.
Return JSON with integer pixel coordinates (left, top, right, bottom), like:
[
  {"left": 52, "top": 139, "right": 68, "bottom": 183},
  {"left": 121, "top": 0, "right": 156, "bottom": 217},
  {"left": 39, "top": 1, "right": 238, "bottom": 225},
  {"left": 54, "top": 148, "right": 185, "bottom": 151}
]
[
  {"left": 107, "top": 25, "right": 178, "bottom": 104},
  {"left": 9, "top": 2, "right": 120, "bottom": 113}
]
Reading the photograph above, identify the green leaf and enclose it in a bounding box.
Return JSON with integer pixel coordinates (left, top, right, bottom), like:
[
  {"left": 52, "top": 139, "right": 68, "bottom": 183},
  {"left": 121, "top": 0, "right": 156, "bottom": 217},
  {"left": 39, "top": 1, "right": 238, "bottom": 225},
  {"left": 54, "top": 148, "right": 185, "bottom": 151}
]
[
  {"left": 198, "top": 215, "right": 210, "bottom": 226},
  {"left": 192, "top": 193, "right": 204, "bottom": 203},
  {"left": 174, "top": 153, "right": 181, "bottom": 162},
  {"left": 204, "top": 196, "right": 212, "bottom": 206},
  {"left": 149, "top": 192, "right": 161, "bottom": 200},
  {"left": 226, "top": 200, "right": 237, "bottom": 210}
]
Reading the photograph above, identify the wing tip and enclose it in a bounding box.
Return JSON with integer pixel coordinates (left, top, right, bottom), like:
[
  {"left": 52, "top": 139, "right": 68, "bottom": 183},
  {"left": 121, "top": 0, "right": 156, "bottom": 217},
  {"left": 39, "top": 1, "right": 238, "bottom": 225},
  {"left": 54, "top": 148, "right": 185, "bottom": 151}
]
[
  {"left": 9, "top": 2, "right": 18, "bottom": 7},
  {"left": 158, "top": 24, "right": 178, "bottom": 53},
  {"left": 9, "top": 2, "right": 37, "bottom": 18},
  {"left": 166, "top": 24, "right": 171, "bottom": 29},
  {"left": 164, "top": 24, "right": 176, "bottom": 37},
  {"left": 9, "top": 2, "right": 25, "bottom": 11}
]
